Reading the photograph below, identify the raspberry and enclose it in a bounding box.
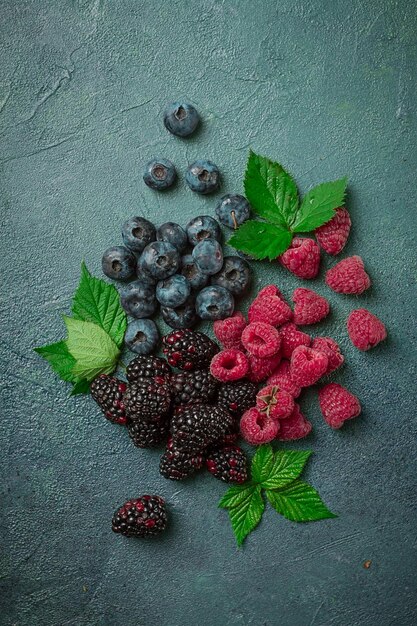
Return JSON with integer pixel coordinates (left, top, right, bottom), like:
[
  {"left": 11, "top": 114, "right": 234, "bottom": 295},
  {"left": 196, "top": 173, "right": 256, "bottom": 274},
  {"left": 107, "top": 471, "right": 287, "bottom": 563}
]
[
  {"left": 347, "top": 309, "right": 387, "bottom": 351},
  {"left": 278, "top": 323, "right": 311, "bottom": 359},
  {"left": 217, "top": 380, "right": 258, "bottom": 417},
  {"left": 112, "top": 495, "right": 167, "bottom": 537},
  {"left": 241, "top": 322, "right": 281, "bottom": 358},
  {"left": 267, "top": 360, "right": 301, "bottom": 398},
  {"left": 276, "top": 403, "right": 312, "bottom": 441},
  {"left": 256, "top": 385, "right": 295, "bottom": 420},
  {"left": 206, "top": 445, "right": 248, "bottom": 484},
  {"left": 247, "top": 353, "right": 282, "bottom": 383},
  {"left": 279, "top": 238, "right": 320, "bottom": 279},
  {"left": 170, "top": 404, "right": 234, "bottom": 453},
  {"left": 292, "top": 288, "right": 330, "bottom": 325},
  {"left": 315, "top": 207, "right": 351, "bottom": 255},
  {"left": 325, "top": 256, "right": 371, "bottom": 295},
  {"left": 160, "top": 439, "right": 204, "bottom": 480},
  {"left": 126, "top": 355, "right": 171, "bottom": 383},
  {"left": 210, "top": 349, "right": 249, "bottom": 382},
  {"left": 213, "top": 312, "right": 247, "bottom": 349},
  {"left": 312, "top": 337, "right": 344, "bottom": 374},
  {"left": 124, "top": 377, "right": 172, "bottom": 422},
  {"left": 162, "top": 329, "right": 219, "bottom": 370},
  {"left": 90, "top": 375, "right": 127, "bottom": 425},
  {"left": 290, "top": 346, "right": 328, "bottom": 387},
  {"left": 318, "top": 383, "right": 361, "bottom": 429},
  {"left": 248, "top": 289, "right": 293, "bottom": 327},
  {"left": 170, "top": 370, "right": 218, "bottom": 405},
  {"left": 258, "top": 285, "right": 284, "bottom": 299},
  {"left": 240, "top": 407, "right": 279, "bottom": 445},
  {"left": 127, "top": 420, "right": 169, "bottom": 448}
]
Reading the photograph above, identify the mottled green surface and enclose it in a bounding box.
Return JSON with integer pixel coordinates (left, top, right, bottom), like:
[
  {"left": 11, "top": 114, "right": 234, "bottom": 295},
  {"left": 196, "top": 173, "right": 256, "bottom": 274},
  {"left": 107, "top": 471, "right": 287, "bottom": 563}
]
[{"left": 1, "top": 1, "right": 416, "bottom": 625}]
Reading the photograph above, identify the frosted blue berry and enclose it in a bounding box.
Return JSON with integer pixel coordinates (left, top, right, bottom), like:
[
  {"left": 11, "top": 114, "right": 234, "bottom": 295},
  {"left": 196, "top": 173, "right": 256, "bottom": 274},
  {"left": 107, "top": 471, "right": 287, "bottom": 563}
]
[
  {"left": 186, "top": 160, "right": 220, "bottom": 194},
  {"left": 157, "top": 222, "right": 188, "bottom": 253},
  {"left": 120, "top": 280, "right": 157, "bottom": 319},
  {"left": 143, "top": 158, "right": 176, "bottom": 190},
  {"left": 196, "top": 286, "right": 234, "bottom": 321},
  {"left": 180, "top": 255, "right": 209, "bottom": 290},
  {"left": 161, "top": 296, "right": 197, "bottom": 329},
  {"left": 163, "top": 102, "right": 200, "bottom": 137},
  {"left": 156, "top": 275, "right": 191, "bottom": 308},
  {"left": 186, "top": 215, "right": 221, "bottom": 246},
  {"left": 125, "top": 319, "right": 159, "bottom": 355},
  {"left": 138, "top": 241, "right": 180, "bottom": 281},
  {"left": 122, "top": 216, "right": 156, "bottom": 253},
  {"left": 192, "top": 240, "right": 223, "bottom": 276},
  {"left": 102, "top": 246, "right": 136, "bottom": 281},
  {"left": 211, "top": 256, "right": 251, "bottom": 296},
  {"left": 215, "top": 194, "right": 251, "bottom": 229}
]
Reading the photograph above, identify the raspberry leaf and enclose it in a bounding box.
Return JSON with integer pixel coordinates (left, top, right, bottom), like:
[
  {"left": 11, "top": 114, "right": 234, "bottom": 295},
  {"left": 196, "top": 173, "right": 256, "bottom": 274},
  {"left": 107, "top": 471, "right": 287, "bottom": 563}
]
[
  {"left": 72, "top": 262, "right": 127, "bottom": 348},
  {"left": 228, "top": 221, "right": 293, "bottom": 260},
  {"left": 70, "top": 379, "right": 91, "bottom": 396},
  {"left": 219, "top": 484, "right": 257, "bottom": 509},
  {"left": 227, "top": 484, "right": 264, "bottom": 546},
  {"left": 251, "top": 444, "right": 274, "bottom": 483},
  {"left": 266, "top": 480, "right": 337, "bottom": 522},
  {"left": 64, "top": 317, "right": 120, "bottom": 381},
  {"left": 261, "top": 450, "right": 312, "bottom": 489},
  {"left": 292, "top": 178, "right": 348, "bottom": 233},
  {"left": 34, "top": 340, "right": 78, "bottom": 383}
]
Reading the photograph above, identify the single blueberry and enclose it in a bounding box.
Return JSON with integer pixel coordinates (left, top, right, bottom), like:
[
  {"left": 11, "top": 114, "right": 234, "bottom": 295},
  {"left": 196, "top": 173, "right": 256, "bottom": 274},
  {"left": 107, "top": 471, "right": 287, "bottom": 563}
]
[
  {"left": 215, "top": 194, "right": 251, "bottom": 229},
  {"left": 192, "top": 239, "right": 223, "bottom": 276},
  {"left": 163, "top": 102, "right": 200, "bottom": 137},
  {"left": 125, "top": 319, "right": 159, "bottom": 355},
  {"left": 186, "top": 160, "right": 220, "bottom": 194},
  {"left": 186, "top": 215, "right": 221, "bottom": 246},
  {"left": 138, "top": 241, "right": 180, "bottom": 281},
  {"left": 196, "top": 286, "right": 234, "bottom": 321},
  {"left": 211, "top": 256, "right": 251, "bottom": 296},
  {"left": 143, "top": 158, "right": 177, "bottom": 191},
  {"left": 120, "top": 280, "right": 157, "bottom": 319},
  {"left": 156, "top": 274, "right": 191, "bottom": 308},
  {"left": 161, "top": 296, "right": 197, "bottom": 329},
  {"left": 180, "top": 254, "right": 209, "bottom": 290},
  {"left": 157, "top": 222, "right": 188, "bottom": 253},
  {"left": 122, "top": 216, "right": 156, "bottom": 253},
  {"left": 102, "top": 246, "right": 136, "bottom": 281}
]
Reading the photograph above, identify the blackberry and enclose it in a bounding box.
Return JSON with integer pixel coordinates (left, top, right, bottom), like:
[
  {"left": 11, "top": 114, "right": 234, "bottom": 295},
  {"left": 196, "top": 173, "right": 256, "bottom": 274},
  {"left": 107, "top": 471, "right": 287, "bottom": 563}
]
[
  {"left": 171, "top": 370, "right": 218, "bottom": 406},
  {"left": 127, "top": 420, "right": 169, "bottom": 448},
  {"left": 206, "top": 445, "right": 248, "bottom": 484},
  {"left": 90, "top": 375, "right": 127, "bottom": 425},
  {"left": 112, "top": 495, "right": 167, "bottom": 537},
  {"left": 162, "top": 329, "right": 219, "bottom": 371},
  {"left": 170, "top": 404, "right": 234, "bottom": 453},
  {"left": 217, "top": 380, "right": 258, "bottom": 417},
  {"left": 126, "top": 355, "right": 171, "bottom": 383},
  {"left": 124, "top": 377, "right": 172, "bottom": 422},
  {"left": 160, "top": 441, "right": 203, "bottom": 480}
]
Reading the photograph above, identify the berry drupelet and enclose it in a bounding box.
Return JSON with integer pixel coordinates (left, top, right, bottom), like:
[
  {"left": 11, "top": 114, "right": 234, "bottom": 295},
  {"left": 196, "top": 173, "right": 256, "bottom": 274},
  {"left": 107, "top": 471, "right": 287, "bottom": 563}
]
[
  {"left": 162, "top": 329, "right": 219, "bottom": 371},
  {"left": 217, "top": 380, "right": 258, "bottom": 417},
  {"left": 126, "top": 355, "right": 171, "bottom": 383},
  {"left": 91, "top": 375, "right": 127, "bottom": 425},
  {"left": 127, "top": 420, "right": 169, "bottom": 448},
  {"left": 206, "top": 445, "right": 248, "bottom": 484},
  {"left": 170, "top": 370, "right": 219, "bottom": 406},
  {"left": 124, "top": 377, "right": 172, "bottom": 422},
  {"left": 112, "top": 495, "right": 167, "bottom": 537}
]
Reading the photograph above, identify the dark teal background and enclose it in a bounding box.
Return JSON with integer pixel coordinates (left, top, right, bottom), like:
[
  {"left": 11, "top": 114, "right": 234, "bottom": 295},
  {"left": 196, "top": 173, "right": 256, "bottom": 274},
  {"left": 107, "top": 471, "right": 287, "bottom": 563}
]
[{"left": 1, "top": 1, "right": 416, "bottom": 625}]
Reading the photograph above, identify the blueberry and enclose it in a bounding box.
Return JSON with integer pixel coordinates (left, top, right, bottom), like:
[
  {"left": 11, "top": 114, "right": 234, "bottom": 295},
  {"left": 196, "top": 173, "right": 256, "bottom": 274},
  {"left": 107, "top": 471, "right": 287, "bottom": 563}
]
[
  {"left": 192, "top": 239, "right": 223, "bottom": 276},
  {"left": 157, "top": 222, "right": 188, "bottom": 253},
  {"left": 211, "top": 256, "right": 251, "bottom": 296},
  {"left": 120, "top": 280, "right": 157, "bottom": 319},
  {"left": 125, "top": 319, "right": 159, "bottom": 355},
  {"left": 161, "top": 296, "right": 197, "bottom": 329},
  {"left": 143, "top": 158, "right": 177, "bottom": 191},
  {"left": 186, "top": 160, "right": 220, "bottom": 194},
  {"left": 102, "top": 246, "right": 136, "bottom": 281},
  {"left": 156, "top": 274, "right": 191, "bottom": 308},
  {"left": 215, "top": 194, "right": 251, "bottom": 229},
  {"left": 180, "top": 254, "right": 209, "bottom": 290},
  {"left": 196, "top": 286, "right": 234, "bottom": 321},
  {"left": 186, "top": 215, "right": 221, "bottom": 246},
  {"left": 122, "top": 216, "right": 156, "bottom": 253},
  {"left": 163, "top": 102, "right": 200, "bottom": 137},
  {"left": 138, "top": 241, "right": 180, "bottom": 281}
]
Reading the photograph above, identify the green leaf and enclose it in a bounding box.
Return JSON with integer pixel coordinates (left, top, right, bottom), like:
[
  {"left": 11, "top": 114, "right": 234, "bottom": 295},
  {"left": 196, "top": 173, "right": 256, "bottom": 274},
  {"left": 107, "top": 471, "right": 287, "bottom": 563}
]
[
  {"left": 64, "top": 317, "right": 120, "bottom": 382},
  {"left": 262, "top": 450, "right": 312, "bottom": 489},
  {"left": 292, "top": 177, "right": 348, "bottom": 233},
  {"left": 266, "top": 480, "right": 337, "bottom": 523},
  {"left": 227, "top": 485, "right": 265, "bottom": 546},
  {"left": 228, "top": 220, "right": 293, "bottom": 261},
  {"left": 244, "top": 151, "right": 299, "bottom": 227},
  {"left": 70, "top": 379, "right": 91, "bottom": 396},
  {"left": 34, "top": 340, "right": 77, "bottom": 383},
  {"left": 219, "top": 484, "right": 256, "bottom": 509},
  {"left": 251, "top": 445, "right": 274, "bottom": 483},
  {"left": 72, "top": 262, "right": 127, "bottom": 348}
]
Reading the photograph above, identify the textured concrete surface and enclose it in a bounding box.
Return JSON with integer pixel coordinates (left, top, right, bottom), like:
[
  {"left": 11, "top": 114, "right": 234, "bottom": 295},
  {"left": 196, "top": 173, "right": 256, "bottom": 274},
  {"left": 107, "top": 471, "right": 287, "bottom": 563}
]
[{"left": 1, "top": 1, "right": 417, "bottom": 625}]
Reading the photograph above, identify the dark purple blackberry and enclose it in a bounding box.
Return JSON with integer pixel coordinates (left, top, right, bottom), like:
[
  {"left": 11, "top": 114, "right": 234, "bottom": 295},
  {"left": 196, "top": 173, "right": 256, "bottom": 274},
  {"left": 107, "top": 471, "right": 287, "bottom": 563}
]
[
  {"left": 90, "top": 375, "right": 127, "bottom": 425},
  {"left": 127, "top": 419, "right": 169, "bottom": 448},
  {"left": 124, "top": 377, "right": 172, "bottom": 422},
  {"left": 217, "top": 380, "right": 258, "bottom": 417},
  {"left": 162, "top": 329, "right": 219, "bottom": 371},
  {"left": 112, "top": 495, "right": 167, "bottom": 537},
  {"left": 171, "top": 370, "right": 218, "bottom": 406},
  {"left": 206, "top": 445, "right": 248, "bottom": 484},
  {"left": 126, "top": 355, "right": 171, "bottom": 383},
  {"left": 170, "top": 404, "right": 234, "bottom": 453},
  {"left": 159, "top": 440, "right": 204, "bottom": 480}
]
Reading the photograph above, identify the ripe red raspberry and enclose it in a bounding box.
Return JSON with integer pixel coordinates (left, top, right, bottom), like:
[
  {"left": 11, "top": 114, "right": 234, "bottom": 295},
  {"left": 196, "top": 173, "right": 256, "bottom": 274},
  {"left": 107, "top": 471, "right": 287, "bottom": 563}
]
[
  {"left": 258, "top": 285, "right": 284, "bottom": 299},
  {"left": 256, "top": 385, "right": 295, "bottom": 420},
  {"left": 318, "top": 383, "right": 361, "bottom": 429},
  {"left": 347, "top": 309, "right": 387, "bottom": 351},
  {"left": 210, "top": 349, "right": 249, "bottom": 382},
  {"left": 325, "top": 256, "right": 371, "bottom": 295},
  {"left": 248, "top": 289, "right": 292, "bottom": 327},
  {"left": 247, "top": 353, "right": 282, "bottom": 383},
  {"left": 240, "top": 407, "right": 279, "bottom": 445},
  {"left": 276, "top": 403, "right": 312, "bottom": 441},
  {"left": 278, "top": 323, "right": 311, "bottom": 359},
  {"left": 311, "top": 337, "right": 344, "bottom": 374},
  {"left": 279, "top": 237, "right": 320, "bottom": 279},
  {"left": 241, "top": 322, "right": 281, "bottom": 358},
  {"left": 267, "top": 360, "right": 301, "bottom": 398},
  {"left": 290, "top": 345, "right": 328, "bottom": 387},
  {"left": 292, "top": 288, "right": 330, "bottom": 325},
  {"left": 315, "top": 207, "right": 351, "bottom": 255},
  {"left": 213, "top": 312, "right": 247, "bottom": 349}
]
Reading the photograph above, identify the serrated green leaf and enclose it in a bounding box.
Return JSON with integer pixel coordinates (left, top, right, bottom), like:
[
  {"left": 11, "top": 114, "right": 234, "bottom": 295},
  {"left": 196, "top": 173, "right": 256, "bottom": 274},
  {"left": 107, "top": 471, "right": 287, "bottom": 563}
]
[
  {"left": 266, "top": 480, "right": 337, "bottom": 523},
  {"left": 244, "top": 151, "right": 299, "bottom": 227},
  {"left": 251, "top": 445, "right": 274, "bottom": 483},
  {"left": 64, "top": 317, "right": 120, "bottom": 382},
  {"left": 219, "top": 484, "right": 256, "bottom": 509},
  {"left": 34, "top": 340, "right": 77, "bottom": 383},
  {"left": 262, "top": 450, "right": 312, "bottom": 489},
  {"left": 292, "top": 177, "right": 348, "bottom": 233},
  {"left": 228, "top": 485, "right": 264, "bottom": 546},
  {"left": 72, "top": 262, "right": 127, "bottom": 348},
  {"left": 70, "top": 379, "right": 91, "bottom": 396},
  {"left": 229, "top": 220, "right": 293, "bottom": 261}
]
